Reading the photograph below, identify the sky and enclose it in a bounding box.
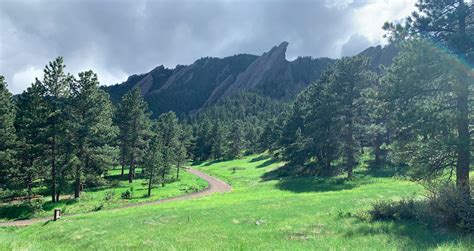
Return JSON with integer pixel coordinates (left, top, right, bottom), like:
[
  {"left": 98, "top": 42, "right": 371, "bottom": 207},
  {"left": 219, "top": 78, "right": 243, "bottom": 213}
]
[{"left": 0, "top": 0, "right": 416, "bottom": 94}]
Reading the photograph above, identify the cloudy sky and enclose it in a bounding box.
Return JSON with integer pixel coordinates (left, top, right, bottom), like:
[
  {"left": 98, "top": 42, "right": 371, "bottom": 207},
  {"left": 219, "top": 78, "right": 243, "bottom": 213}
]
[{"left": 0, "top": 0, "right": 416, "bottom": 94}]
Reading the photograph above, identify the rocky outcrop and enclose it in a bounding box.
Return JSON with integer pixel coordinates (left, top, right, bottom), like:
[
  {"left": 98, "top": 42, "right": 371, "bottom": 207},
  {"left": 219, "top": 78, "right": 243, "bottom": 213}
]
[
  {"left": 359, "top": 44, "right": 398, "bottom": 71},
  {"left": 103, "top": 42, "right": 397, "bottom": 117}
]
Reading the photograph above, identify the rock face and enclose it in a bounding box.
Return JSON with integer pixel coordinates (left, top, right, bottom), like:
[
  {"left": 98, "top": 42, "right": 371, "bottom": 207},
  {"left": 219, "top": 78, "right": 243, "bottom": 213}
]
[
  {"left": 104, "top": 42, "right": 397, "bottom": 117},
  {"left": 358, "top": 44, "right": 398, "bottom": 71}
]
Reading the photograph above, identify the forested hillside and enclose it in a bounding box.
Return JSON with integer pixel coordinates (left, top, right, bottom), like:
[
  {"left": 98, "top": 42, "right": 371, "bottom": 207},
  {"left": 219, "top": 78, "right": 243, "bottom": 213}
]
[{"left": 103, "top": 42, "right": 396, "bottom": 118}]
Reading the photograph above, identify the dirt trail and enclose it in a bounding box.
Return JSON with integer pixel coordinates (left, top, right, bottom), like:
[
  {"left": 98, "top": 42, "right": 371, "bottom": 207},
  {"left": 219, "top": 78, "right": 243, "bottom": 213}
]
[{"left": 0, "top": 168, "right": 231, "bottom": 227}]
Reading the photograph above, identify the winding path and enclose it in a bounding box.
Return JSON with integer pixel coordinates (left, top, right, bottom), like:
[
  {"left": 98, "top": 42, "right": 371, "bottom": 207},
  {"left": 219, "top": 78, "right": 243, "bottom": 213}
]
[{"left": 0, "top": 168, "right": 231, "bottom": 227}]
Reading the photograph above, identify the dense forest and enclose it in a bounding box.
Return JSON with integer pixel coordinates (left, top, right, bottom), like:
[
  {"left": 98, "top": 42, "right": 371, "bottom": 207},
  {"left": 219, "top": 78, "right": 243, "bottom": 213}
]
[{"left": 0, "top": 0, "right": 472, "bottom": 233}]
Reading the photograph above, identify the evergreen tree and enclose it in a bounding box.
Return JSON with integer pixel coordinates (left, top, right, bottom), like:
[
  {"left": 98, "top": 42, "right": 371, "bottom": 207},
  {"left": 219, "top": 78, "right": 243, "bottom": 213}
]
[
  {"left": 40, "top": 57, "right": 73, "bottom": 202},
  {"left": 324, "top": 56, "right": 376, "bottom": 178},
  {"left": 116, "top": 88, "right": 152, "bottom": 183},
  {"left": 175, "top": 124, "right": 191, "bottom": 180},
  {"left": 0, "top": 76, "right": 17, "bottom": 189},
  {"left": 155, "top": 112, "right": 180, "bottom": 185},
  {"left": 193, "top": 119, "right": 212, "bottom": 160},
  {"left": 283, "top": 128, "right": 309, "bottom": 167},
  {"left": 210, "top": 121, "right": 226, "bottom": 160},
  {"left": 384, "top": 0, "right": 473, "bottom": 196},
  {"left": 69, "top": 70, "right": 117, "bottom": 198},
  {"left": 13, "top": 82, "right": 48, "bottom": 200},
  {"left": 144, "top": 137, "right": 163, "bottom": 196},
  {"left": 358, "top": 80, "right": 390, "bottom": 168},
  {"left": 381, "top": 39, "right": 473, "bottom": 195},
  {"left": 227, "top": 120, "right": 244, "bottom": 159},
  {"left": 283, "top": 82, "right": 341, "bottom": 175}
]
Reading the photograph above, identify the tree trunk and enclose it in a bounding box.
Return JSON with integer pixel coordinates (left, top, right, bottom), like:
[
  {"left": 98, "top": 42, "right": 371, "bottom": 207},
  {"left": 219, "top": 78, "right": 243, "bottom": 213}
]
[
  {"left": 346, "top": 123, "right": 355, "bottom": 179},
  {"left": 373, "top": 135, "right": 383, "bottom": 169},
  {"left": 129, "top": 154, "right": 135, "bottom": 183},
  {"left": 456, "top": 77, "right": 470, "bottom": 199},
  {"left": 56, "top": 191, "right": 60, "bottom": 202},
  {"left": 148, "top": 170, "right": 153, "bottom": 197},
  {"left": 121, "top": 150, "right": 125, "bottom": 179},
  {"left": 128, "top": 164, "right": 133, "bottom": 183},
  {"left": 176, "top": 164, "right": 180, "bottom": 180},
  {"left": 26, "top": 176, "right": 33, "bottom": 203},
  {"left": 455, "top": 1, "right": 471, "bottom": 200},
  {"left": 51, "top": 140, "right": 57, "bottom": 203},
  {"left": 74, "top": 165, "right": 81, "bottom": 198},
  {"left": 161, "top": 173, "right": 165, "bottom": 187}
]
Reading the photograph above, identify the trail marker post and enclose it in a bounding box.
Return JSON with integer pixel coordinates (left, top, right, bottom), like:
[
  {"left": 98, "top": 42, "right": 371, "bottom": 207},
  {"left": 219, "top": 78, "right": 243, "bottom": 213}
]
[{"left": 54, "top": 208, "right": 61, "bottom": 221}]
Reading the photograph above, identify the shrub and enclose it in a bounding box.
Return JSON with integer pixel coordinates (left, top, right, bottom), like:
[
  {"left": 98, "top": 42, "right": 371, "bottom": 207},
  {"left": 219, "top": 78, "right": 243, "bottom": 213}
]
[
  {"left": 25, "top": 199, "right": 44, "bottom": 214},
  {"left": 85, "top": 175, "right": 108, "bottom": 188},
  {"left": 103, "top": 191, "right": 115, "bottom": 201},
  {"left": 121, "top": 189, "right": 133, "bottom": 199},
  {"left": 423, "top": 183, "right": 473, "bottom": 232},
  {"left": 369, "top": 198, "right": 417, "bottom": 221},
  {"left": 94, "top": 203, "right": 104, "bottom": 211},
  {"left": 367, "top": 183, "right": 473, "bottom": 233}
]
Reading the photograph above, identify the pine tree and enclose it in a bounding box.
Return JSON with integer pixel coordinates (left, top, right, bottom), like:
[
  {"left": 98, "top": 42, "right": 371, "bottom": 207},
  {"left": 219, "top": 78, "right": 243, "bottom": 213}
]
[
  {"left": 324, "top": 56, "right": 376, "bottom": 178},
  {"left": 381, "top": 39, "right": 473, "bottom": 195},
  {"left": 358, "top": 80, "right": 390, "bottom": 168},
  {"left": 116, "top": 88, "right": 152, "bottom": 183},
  {"left": 0, "top": 76, "right": 17, "bottom": 189},
  {"left": 284, "top": 82, "right": 341, "bottom": 175},
  {"left": 144, "top": 137, "right": 163, "bottom": 197},
  {"left": 175, "top": 124, "right": 190, "bottom": 180},
  {"left": 155, "top": 112, "right": 180, "bottom": 186},
  {"left": 210, "top": 121, "right": 226, "bottom": 160},
  {"left": 384, "top": 0, "right": 473, "bottom": 196},
  {"left": 14, "top": 82, "right": 48, "bottom": 200},
  {"left": 194, "top": 119, "right": 212, "bottom": 160},
  {"left": 69, "top": 70, "right": 117, "bottom": 198},
  {"left": 40, "top": 57, "right": 73, "bottom": 202},
  {"left": 283, "top": 128, "right": 309, "bottom": 167},
  {"left": 227, "top": 120, "right": 244, "bottom": 159}
]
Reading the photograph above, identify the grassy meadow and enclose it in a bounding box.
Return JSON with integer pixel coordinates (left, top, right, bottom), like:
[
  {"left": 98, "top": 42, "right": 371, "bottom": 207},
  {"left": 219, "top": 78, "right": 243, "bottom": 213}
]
[
  {"left": 0, "top": 167, "right": 208, "bottom": 222},
  {"left": 0, "top": 154, "right": 472, "bottom": 250}
]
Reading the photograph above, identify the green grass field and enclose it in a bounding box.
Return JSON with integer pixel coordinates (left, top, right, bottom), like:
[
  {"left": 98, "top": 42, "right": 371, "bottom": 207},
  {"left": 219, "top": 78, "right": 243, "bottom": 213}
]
[
  {"left": 0, "top": 155, "right": 472, "bottom": 250},
  {"left": 0, "top": 167, "right": 208, "bottom": 222}
]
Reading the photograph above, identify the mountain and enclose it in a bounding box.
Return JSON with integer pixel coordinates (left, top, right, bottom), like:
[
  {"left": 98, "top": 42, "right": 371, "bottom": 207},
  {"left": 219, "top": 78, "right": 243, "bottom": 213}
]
[
  {"left": 104, "top": 42, "right": 397, "bottom": 117},
  {"left": 358, "top": 43, "right": 398, "bottom": 71}
]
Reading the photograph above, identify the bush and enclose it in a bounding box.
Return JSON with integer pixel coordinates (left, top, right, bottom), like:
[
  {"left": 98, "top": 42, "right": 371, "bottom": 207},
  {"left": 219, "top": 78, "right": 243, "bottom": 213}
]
[
  {"left": 103, "top": 191, "right": 115, "bottom": 201},
  {"left": 85, "top": 175, "right": 108, "bottom": 188},
  {"left": 423, "top": 183, "right": 473, "bottom": 232},
  {"left": 121, "top": 188, "right": 133, "bottom": 199},
  {"left": 94, "top": 203, "right": 104, "bottom": 211},
  {"left": 369, "top": 198, "right": 418, "bottom": 221},
  {"left": 367, "top": 183, "right": 473, "bottom": 233},
  {"left": 25, "top": 199, "right": 44, "bottom": 214}
]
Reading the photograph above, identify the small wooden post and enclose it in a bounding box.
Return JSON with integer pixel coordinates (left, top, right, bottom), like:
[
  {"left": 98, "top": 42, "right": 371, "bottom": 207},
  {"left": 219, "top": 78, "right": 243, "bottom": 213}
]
[{"left": 54, "top": 208, "right": 61, "bottom": 221}]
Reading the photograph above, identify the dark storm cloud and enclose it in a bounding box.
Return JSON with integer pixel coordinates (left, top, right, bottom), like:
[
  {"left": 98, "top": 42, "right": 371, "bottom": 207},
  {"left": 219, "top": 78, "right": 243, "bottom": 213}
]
[{"left": 0, "top": 0, "right": 414, "bottom": 93}]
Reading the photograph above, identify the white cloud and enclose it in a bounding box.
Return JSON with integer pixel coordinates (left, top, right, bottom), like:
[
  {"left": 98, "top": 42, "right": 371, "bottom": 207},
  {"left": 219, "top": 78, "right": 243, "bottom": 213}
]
[
  {"left": 351, "top": 0, "right": 416, "bottom": 44},
  {"left": 11, "top": 66, "right": 43, "bottom": 94}
]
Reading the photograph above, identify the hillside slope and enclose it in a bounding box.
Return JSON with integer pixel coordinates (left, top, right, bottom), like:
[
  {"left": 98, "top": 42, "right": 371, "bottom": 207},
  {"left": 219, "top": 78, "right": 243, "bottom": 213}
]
[
  {"left": 1, "top": 155, "right": 471, "bottom": 250},
  {"left": 104, "top": 42, "right": 397, "bottom": 117}
]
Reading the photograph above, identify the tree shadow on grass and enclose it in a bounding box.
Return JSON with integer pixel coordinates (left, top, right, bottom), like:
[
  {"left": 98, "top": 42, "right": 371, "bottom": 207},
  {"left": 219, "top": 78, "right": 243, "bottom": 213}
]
[
  {"left": 42, "top": 198, "right": 78, "bottom": 212},
  {"left": 256, "top": 158, "right": 279, "bottom": 168},
  {"left": 271, "top": 176, "right": 375, "bottom": 193},
  {"left": 250, "top": 155, "right": 271, "bottom": 163},
  {"left": 0, "top": 204, "right": 33, "bottom": 220},
  {"left": 344, "top": 219, "right": 471, "bottom": 249},
  {"left": 261, "top": 164, "right": 375, "bottom": 193},
  {"left": 203, "top": 159, "right": 225, "bottom": 167}
]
